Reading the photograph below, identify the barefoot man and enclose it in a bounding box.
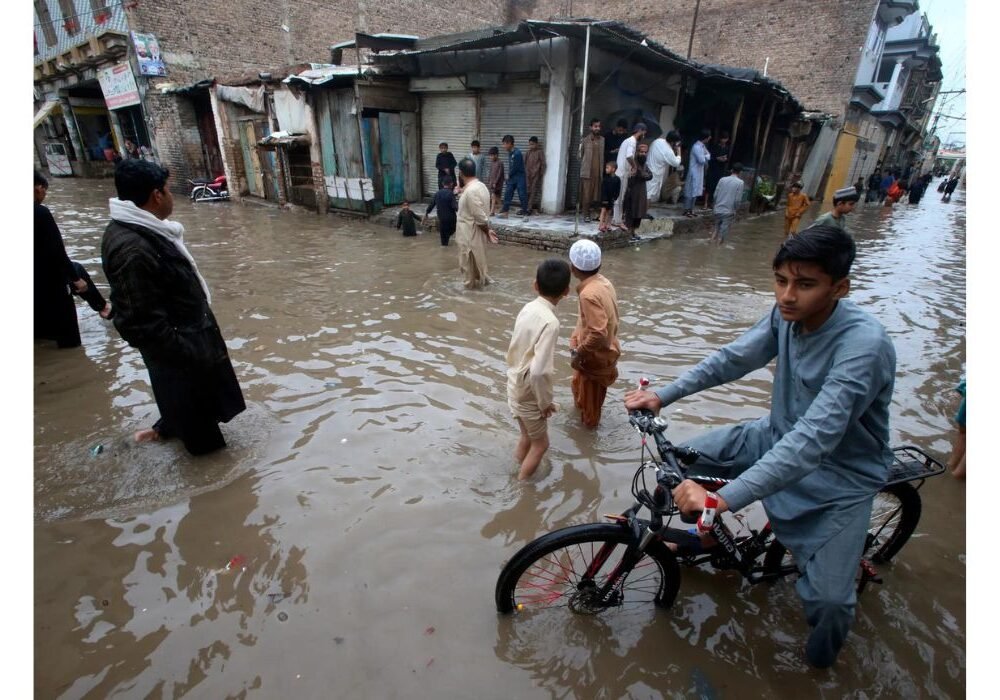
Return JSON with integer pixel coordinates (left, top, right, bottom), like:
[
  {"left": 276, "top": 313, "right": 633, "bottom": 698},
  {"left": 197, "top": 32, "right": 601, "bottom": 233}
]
[{"left": 102, "top": 160, "right": 245, "bottom": 455}]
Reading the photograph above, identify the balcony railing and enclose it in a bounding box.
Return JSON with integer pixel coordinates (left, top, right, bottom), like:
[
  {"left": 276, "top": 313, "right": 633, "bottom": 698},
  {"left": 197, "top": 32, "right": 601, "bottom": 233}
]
[{"left": 34, "top": 0, "right": 129, "bottom": 65}]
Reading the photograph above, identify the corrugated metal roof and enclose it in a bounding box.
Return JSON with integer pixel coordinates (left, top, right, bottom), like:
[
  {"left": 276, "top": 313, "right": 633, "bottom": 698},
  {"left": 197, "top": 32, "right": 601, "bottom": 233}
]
[
  {"left": 382, "top": 19, "right": 804, "bottom": 113},
  {"left": 284, "top": 64, "right": 381, "bottom": 87}
]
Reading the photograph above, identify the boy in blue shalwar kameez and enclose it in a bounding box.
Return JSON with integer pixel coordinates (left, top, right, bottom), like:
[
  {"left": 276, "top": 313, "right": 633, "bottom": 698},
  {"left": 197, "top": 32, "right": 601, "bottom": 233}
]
[{"left": 625, "top": 225, "right": 896, "bottom": 668}]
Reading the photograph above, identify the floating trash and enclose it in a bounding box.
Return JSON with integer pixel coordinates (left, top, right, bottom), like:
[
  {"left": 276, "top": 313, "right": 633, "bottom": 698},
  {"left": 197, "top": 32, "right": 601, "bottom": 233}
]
[
  {"left": 90, "top": 444, "right": 104, "bottom": 456},
  {"left": 278, "top": 612, "right": 288, "bottom": 622}
]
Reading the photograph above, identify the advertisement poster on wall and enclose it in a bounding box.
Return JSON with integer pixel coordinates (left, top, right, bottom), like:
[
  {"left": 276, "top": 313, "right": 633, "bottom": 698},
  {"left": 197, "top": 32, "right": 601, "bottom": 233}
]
[
  {"left": 97, "top": 63, "right": 141, "bottom": 110},
  {"left": 131, "top": 32, "right": 167, "bottom": 76}
]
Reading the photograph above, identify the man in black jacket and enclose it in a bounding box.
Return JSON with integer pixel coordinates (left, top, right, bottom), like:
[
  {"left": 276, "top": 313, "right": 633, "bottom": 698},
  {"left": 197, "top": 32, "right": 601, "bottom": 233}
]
[
  {"left": 34, "top": 171, "right": 111, "bottom": 348},
  {"left": 102, "top": 160, "right": 245, "bottom": 455}
]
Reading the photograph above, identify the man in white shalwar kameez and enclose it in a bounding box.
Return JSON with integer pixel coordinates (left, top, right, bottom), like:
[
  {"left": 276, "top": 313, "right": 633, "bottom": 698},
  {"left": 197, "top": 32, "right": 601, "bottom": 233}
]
[
  {"left": 613, "top": 123, "right": 646, "bottom": 226},
  {"left": 454, "top": 158, "right": 497, "bottom": 289},
  {"left": 646, "top": 131, "right": 682, "bottom": 205}
]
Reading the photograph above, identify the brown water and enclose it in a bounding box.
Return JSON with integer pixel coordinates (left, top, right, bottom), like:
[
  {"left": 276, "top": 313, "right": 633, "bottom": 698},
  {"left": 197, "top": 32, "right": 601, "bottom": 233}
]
[{"left": 35, "top": 180, "right": 966, "bottom": 698}]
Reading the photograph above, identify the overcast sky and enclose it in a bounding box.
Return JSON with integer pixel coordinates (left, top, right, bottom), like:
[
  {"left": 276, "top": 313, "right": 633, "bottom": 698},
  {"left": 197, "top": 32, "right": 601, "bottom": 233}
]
[{"left": 922, "top": 0, "right": 966, "bottom": 147}]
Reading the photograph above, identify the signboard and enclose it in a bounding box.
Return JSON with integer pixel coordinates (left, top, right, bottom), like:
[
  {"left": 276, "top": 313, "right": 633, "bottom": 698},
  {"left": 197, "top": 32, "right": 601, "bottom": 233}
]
[
  {"left": 97, "top": 63, "right": 141, "bottom": 110},
  {"left": 131, "top": 31, "right": 167, "bottom": 76}
]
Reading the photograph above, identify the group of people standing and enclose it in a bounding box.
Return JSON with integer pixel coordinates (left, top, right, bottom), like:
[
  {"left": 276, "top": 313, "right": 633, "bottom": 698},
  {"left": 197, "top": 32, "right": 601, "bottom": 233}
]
[
  {"left": 577, "top": 120, "right": 736, "bottom": 234},
  {"left": 433, "top": 136, "right": 547, "bottom": 220}
]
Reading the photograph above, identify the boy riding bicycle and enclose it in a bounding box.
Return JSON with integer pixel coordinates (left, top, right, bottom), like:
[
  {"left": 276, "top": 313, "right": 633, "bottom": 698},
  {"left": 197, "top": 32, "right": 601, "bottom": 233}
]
[{"left": 624, "top": 225, "right": 896, "bottom": 669}]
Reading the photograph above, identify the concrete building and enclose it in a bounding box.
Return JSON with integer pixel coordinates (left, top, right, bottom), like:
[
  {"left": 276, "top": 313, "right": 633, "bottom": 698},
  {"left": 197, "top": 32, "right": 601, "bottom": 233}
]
[{"left": 520, "top": 1, "right": 943, "bottom": 201}]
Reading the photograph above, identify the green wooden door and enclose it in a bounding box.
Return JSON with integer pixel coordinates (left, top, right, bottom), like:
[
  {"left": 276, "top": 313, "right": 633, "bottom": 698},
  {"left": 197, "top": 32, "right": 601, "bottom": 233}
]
[{"left": 378, "top": 112, "right": 405, "bottom": 205}]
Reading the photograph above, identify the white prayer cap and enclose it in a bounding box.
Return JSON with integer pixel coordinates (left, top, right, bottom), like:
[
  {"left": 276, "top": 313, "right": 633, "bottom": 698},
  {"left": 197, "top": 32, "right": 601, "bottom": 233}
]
[{"left": 569, "top": 239, "right": 602, "bottom": 272}]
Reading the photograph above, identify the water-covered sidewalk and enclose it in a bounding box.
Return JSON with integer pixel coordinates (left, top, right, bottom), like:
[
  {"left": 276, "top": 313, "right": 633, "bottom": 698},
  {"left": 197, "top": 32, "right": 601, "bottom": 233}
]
[{"left": 373, "top": 199, "right": 718, "bottom": 251}]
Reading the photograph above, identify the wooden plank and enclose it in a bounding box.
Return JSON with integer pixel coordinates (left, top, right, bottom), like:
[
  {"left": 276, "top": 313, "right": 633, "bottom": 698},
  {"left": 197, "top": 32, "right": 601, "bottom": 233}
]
[
  {"left": 358, "top": 85, "right": 417, "bottom": 112},
  {"left": 400, "top": 111, "right": 421, "bottom": 201},
  {"left": 317, "top": 92, "right": 337, "bottom": 177}
]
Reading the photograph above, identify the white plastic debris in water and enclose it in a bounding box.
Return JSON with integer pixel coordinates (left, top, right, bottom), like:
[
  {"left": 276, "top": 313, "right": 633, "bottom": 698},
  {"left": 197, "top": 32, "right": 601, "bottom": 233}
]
[{"left": 341, "top": 438, "right": 348, "bottom": 443}]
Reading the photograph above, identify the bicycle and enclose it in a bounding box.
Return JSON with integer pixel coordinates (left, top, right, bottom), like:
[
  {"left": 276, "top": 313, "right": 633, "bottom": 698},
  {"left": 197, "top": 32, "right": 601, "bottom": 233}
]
[{"left": 494, "top": 409, "right": 944, "bottom": 616}]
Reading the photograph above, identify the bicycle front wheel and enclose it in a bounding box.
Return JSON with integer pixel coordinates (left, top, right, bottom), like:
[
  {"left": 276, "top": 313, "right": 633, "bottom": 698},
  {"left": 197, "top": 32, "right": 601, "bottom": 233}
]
[{"left": 495, "top": 523, "right": 680, "bottom": 615}]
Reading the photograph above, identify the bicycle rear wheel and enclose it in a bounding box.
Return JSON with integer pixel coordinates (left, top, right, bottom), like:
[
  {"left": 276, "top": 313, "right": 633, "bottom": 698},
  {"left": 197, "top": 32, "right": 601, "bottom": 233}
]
[
  {"left": 495, "top": 523, "right": 680, "bottom": 615},
  {"left": 762, "top": 482, "right": 922, "bottom": 573},
  {"left": 867, "top": 482, "right": 921, "bottom": 563}
]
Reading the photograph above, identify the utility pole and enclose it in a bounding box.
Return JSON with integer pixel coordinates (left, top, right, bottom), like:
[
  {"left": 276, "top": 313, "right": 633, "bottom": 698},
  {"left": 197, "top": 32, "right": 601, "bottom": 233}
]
[{"left": 687, "top": 0, "right": 701, "bottom": 59}]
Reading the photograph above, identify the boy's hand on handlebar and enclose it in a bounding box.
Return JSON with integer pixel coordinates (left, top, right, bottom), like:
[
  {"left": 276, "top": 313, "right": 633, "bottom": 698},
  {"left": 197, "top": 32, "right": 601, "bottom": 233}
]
[
  {"left": 672, "top": 480, "right": 728, "bottom": 518},
  {"left": 624, "top": 389, "right": 662, "bottom": 413}
]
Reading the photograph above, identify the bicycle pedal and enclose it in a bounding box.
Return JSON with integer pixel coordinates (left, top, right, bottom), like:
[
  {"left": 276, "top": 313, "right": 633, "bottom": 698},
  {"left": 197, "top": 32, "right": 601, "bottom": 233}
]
[{"left": 859, "top": 559, "right": 883, "bottom": 584}]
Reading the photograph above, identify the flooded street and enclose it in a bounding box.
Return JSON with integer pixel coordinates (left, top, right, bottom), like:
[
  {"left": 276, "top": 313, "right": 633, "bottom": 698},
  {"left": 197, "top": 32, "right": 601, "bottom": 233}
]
[{"left": 35, "top": 180, "right": 965, "bottom": 698}]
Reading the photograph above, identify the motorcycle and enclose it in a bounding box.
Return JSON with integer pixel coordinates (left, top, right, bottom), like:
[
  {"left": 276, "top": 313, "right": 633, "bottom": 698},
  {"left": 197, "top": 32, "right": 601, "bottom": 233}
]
[{"left": 189, "top": 175, "right": 230, "bottom": 202}]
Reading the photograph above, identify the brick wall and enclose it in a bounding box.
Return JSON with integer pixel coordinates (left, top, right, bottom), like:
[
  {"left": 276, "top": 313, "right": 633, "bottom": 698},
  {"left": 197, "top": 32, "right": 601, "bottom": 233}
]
[
  {"left": 525, "top": 0, "right": 878, "bottom": 117},
  {"left": 123, "top": 0, "right": 508, "bottom": 89},
  {"left": 123, "top": 0, "right": 506, "bottom": 192}
]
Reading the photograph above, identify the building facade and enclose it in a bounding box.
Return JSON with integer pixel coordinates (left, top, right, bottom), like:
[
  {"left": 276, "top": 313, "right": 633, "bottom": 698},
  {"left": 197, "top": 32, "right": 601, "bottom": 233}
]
[
  {"left": 33, "top": 0, "right": 506, "bottom": 187},
  {"left": 522, "top": 0, "right": 943, "bottom": 201}
]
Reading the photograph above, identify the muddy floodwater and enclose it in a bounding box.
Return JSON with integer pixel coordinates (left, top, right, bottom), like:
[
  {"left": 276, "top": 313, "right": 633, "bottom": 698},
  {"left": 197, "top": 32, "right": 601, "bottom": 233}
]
[{"left": 35, "top": 180, "right": 965, "bottom": 698}]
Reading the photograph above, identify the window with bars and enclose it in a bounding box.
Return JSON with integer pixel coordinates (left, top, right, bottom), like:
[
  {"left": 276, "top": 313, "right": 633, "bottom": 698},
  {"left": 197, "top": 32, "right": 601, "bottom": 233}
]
[
  {"left": 58, "top": 0, "right": 79, "bottom": 36},
  {"left": 34, "top": 0, "right": 58, "bottom": 48},
  {"left": 90, "top": 0, "right": 111, "bottom": 24}
]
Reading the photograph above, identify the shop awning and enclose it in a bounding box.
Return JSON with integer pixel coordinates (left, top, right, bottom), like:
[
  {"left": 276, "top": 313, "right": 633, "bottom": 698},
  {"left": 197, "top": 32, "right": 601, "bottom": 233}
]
[
  {"left": 258, "top": 131, "right": 311, "bottom": 149},
  {"left": 33, "top": 100, "right": 61, "bottom": 129},
  {"left": 284, "top": 64, "right": 380, "bottom": 87}
]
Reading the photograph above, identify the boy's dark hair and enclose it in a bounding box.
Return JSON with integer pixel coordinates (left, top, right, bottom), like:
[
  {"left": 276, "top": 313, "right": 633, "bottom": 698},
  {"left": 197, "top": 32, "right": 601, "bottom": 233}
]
[
  {"left": 488, "top": 146, "right": 499, "bottom": 155},
  {"left": 457, "top": 158, "right": 476, "bottom": 177},
  {"left": 616, "top": 119, "right": 627, "bottom": 128},
  {"left": 502, "top": 134, "right": 514, "bottom": 144},
  {"left": 536, "top": 258, "right": 571, "bottom": 298},
  {"left": 772, "top": 224, "right": 856, "bottom": 281},
  {"left": 439, "top": 142, "right": 449, "bottom": 149},
  {"left": 590, "top": 117, "right": 601, "bottom": 125},
  {"left": 700, "top": 128, "right": 712, "bottom": 140},
  {"left": 604, "top": 160, "right": 617, "bottom": 169},
  {"left": 529, "top": 136, "right": 539, "bottom": 143},
  {"left": 791, "top": 181, "right": 803, "bottom": 189},
  {"left": 720, "top": 130, "right": 730, "bottom": 139},
  {"left": 402, "top": 200, "right": 410, "bottom": 206},
  {"left": 730, "top": 162, "right": 743, "bottom": 173},
  {"left": 442, "top": 176, "right": 454, "bottom": 188},
  {"left": 471, "top": 140, "right": 480, "bottom": 148},
  {"left": 114, "top": 159, "right": 170, "bottom": 207},
  {"left": 34, "top": 170, "right": 48, "bottom": 188},
  {"left": 665, "top": 129, "right": 681, "bottom": 144}
]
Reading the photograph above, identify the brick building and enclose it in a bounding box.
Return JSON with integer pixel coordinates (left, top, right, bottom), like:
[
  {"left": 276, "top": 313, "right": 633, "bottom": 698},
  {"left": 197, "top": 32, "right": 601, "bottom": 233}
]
[{"left": 34, "top": 0, "right": 506, "bottom": 187}]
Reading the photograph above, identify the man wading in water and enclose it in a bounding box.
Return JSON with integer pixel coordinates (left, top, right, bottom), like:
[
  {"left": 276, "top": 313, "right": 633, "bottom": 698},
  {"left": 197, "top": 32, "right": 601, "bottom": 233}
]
[
  {"left": 102, "top": 160, "right": 245, "bottom": 455},
  {"left": 454, "top": 157, "right": 497, "bottom": 289}
]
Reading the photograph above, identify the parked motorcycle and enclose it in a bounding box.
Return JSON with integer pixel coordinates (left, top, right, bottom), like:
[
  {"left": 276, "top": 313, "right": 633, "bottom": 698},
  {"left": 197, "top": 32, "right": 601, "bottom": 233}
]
[{"left": 189, "top": 175, "right": 230, "bottom": 202}]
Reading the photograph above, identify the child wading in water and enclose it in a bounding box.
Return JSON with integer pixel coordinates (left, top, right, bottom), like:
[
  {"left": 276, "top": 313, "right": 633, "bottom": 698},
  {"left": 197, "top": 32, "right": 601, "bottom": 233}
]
[
  {"left": 598, "top": 160, "right": 621, "bottom": 233},
  {"left": 395, "top": 201, "right": 422, "bottom": 237},
  {"left": 507, "top": 258, "right": 572, "bottom": 480}
]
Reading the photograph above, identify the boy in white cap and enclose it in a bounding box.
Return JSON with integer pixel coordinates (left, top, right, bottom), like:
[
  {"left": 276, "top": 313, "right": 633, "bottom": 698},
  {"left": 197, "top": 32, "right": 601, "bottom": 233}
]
[
  {"left": 809, "top": 187, "right": 859, "bottom": 233},
  {"left": 568, "top": 239, "right": 621, "bottom": 428},
  {"left": 507, "top": 258, "right": 572, "bottom": 480}
]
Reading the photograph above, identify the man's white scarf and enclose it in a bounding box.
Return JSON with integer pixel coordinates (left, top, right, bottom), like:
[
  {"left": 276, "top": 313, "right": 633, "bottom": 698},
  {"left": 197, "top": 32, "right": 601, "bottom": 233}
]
[{"left": 108, "top": 198, "right": 211, "bottom": 303}]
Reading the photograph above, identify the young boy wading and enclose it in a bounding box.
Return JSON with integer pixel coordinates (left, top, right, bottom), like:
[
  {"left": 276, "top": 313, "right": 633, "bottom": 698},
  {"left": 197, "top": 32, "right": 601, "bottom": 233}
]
[
  {"left": 568, "top": 240, "right": 621, "bottom": 428},
  {"left": 507, "top": 259, "right": 572, "bottom": 480},
  {"left": 625, "top": 226, "right": 896, "bottom": 668}
]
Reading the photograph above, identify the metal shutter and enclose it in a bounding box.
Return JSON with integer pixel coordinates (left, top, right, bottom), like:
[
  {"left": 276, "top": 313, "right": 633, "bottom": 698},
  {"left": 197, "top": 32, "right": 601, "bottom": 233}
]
[
  {"left": 565, "top": 86, "right": 583, "bottom": 209},
  {"left": 479, "top": 80, "right": 548, "bottom": 178},
  {"left": 420, "top": 93, "right": 477, "bottom": 196}
]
